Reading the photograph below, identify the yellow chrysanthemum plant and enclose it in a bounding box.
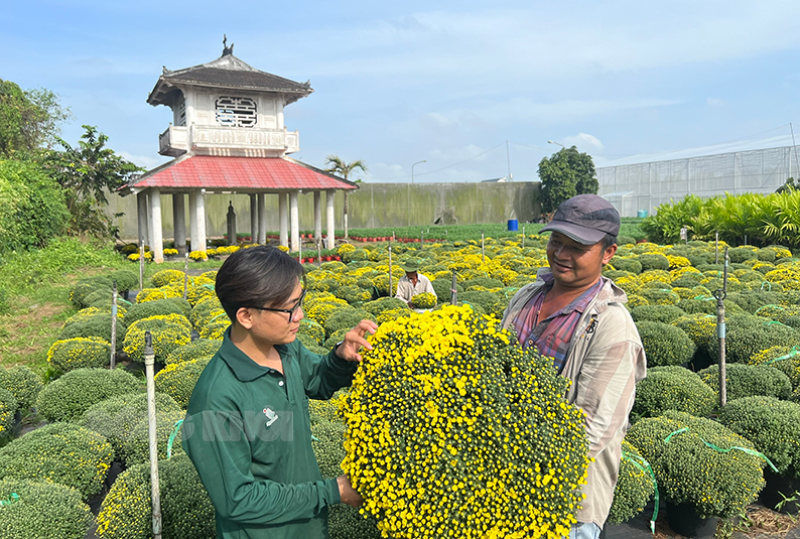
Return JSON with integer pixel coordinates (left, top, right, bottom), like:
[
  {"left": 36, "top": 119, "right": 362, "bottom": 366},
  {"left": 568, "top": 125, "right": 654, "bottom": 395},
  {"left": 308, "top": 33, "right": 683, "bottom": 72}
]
[
  {"left": 340, "top": 304, "right": 589, "bottom": 539},
  {"left": 410, "top": 292, "right": 437, "bottom": 309}
]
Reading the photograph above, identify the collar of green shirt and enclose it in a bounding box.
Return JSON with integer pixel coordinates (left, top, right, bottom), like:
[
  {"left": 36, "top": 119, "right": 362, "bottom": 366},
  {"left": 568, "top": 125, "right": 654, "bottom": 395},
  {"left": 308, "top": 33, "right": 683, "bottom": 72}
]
[{"left": 218, "top": 327, "right": 289, "bottom": 382}]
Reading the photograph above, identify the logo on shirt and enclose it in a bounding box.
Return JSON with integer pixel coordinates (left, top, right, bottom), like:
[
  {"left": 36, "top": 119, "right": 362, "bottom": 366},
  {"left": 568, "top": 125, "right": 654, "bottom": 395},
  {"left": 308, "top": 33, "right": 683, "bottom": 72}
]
[{"left": 263, "top": 407, "right": 278, "bottom": 427}]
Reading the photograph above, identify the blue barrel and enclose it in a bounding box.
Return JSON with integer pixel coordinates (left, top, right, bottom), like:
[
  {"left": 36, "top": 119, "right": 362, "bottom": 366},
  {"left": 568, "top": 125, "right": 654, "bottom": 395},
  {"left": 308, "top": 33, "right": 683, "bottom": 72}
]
[
  {"left": 637, "top": 209, "right": 648, "bottom": 218},
  {"left": 507, "top": 219, "right": 519, "bottom": 231}
]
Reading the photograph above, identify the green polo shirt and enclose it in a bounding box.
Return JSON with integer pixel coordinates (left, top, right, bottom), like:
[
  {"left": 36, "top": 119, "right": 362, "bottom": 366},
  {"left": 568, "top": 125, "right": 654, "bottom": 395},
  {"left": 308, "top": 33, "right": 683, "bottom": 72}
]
[{"left": 183, "top": 328, "right": 358, "bottom": 539}]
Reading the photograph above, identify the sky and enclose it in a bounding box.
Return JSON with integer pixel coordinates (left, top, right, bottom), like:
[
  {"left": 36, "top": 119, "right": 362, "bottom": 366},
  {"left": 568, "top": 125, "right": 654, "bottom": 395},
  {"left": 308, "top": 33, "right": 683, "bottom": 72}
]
[{"left": 4, "top": 0, "right": 800, "bottom": 183}]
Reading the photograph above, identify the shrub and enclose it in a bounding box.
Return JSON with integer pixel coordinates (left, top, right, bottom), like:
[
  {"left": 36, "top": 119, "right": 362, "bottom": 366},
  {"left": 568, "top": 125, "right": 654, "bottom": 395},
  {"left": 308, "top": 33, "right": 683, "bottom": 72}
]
[
  {"left": 0, "top": 478, "right": 93, "bottom": 539},
  {"left": 47, "top": 336, "right": 110, "bottom": 374},
  {"left": 462, "top": 277, "right": 505, "bottom": 290},
  {"left": 198, "top": 319, "right": 229, "bottom": 340},
  {"left": 324, "top": 309, "right": 376, "bottom": 338},
  {"left": 0, "top": 365, "right": 42, "bottom": 410},
  {"left": 297, "top": 319, "right": 326, "bottom": 346},
  {"left": 334, "top": 284, "right": 372, "bottom": 303},
  {"left": 626, "top": 410, "right": 765, "bottom": 519},
  {"left": 411, "top": 292, "right": 438, "bottom": 309},
  {"left": 431, "top": 279, "right": 463, "bottom": 301},
  {"left": 719, "top": 396, "right": 800, "bottom": 478},
  {"left": 58, "top": 313, "right": 127, "bottom": 352},
  {"left": 135, "top": 286, "right": 182, "bottom": 303},
  {"left": 37, "top": 368, "right": 142, "bottom": 422},
  {"left": 725, "top": 291, "right": 781, "bottom": 314},
  {"left": 708, "top": 314, "right": 800, "bottom": 364},
  {"left": 637, "top": 254, "right": 670, "bottom": 272},
  {"left": 671, "top": 275, "right": 703, "bottom": 289},
  {"left": 124, "top": 410, "right": 186, "bottom": 466},
  {"left": 630, "top": 305, "right": 685, "bottom": 324},
  {"left": 631, "top": 366, "right": 716, "bottom": 421},
  {"left": 96, "top": 454, "right": 215, "bottom": 539},
  {"left": 123, "top": 298, "right": 190, "bottom": 327},
  {"left": 165, "top": 339, "right": 221, "bottom": 365},
  {"left": 154, "top": 358, "right": 211, "bottom": 409},
  {"left": 728, "top": 247, "right": 757, "bottom": 263},
  {"left": 80, "top": 392, "right": 182, "bottom": 464},
  {"left": 609, "top": 257, "right": 642, "bottom": 274},
  {"left": 0, "top": 388, "right": 17, "bottom": 439},
  {"left": 0, "top": 159, "right": 68, "bottom": 255},
  {"left": 635, "top": 321, "right": 695, "bottom": 367},
  {"left": 69, "top": 277, "right": 112, "bottom": 309},
  {"left": 748, "top": 346, "right": 800, "bottom": 389},
  {"left": 151, "top": 269, "right": 186, "bottom": 288},
  {"left": 639, "top": 288, "right": 680, "bottom": 306},
  {"left": 123, "top": 314, "right": 192, "bottom": 363},
  {"left": 324, "top": 328, "right": 350, "bottom": 349},
  {"left": 698, "top": 364, "right": 792, "bottom": 401},
  {"left": 109, "top": 269, "right": 138, "bottom": 293},
  {"left": 340, "top": 305, "right": 589, "bottom": 538},
  {"left": 676, "top": 297, "right": 718, "bottom": 314},
  {"left": 363, "top": 297, "right": 407, "bottom": 317},
  {"left": 459, "top": 290, "right": 504, "bottom": 317},
  {"left": 607, "top": 440, "right": 655, "bottom": 525},
  {"left": 0, "top": 423, "right": 113, "bottom": 499}
]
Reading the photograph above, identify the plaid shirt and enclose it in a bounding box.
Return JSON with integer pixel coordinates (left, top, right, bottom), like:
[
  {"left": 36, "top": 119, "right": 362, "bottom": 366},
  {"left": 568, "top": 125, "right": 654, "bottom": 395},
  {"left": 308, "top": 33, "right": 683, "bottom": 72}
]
[{"left": 512, "top": 273, "right": 605, "bottom": 372}]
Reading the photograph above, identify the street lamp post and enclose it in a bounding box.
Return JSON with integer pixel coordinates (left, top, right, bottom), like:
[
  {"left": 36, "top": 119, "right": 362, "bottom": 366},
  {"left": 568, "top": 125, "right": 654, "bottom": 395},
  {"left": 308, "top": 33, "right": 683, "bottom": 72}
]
[
  {"left": 547, "top": 140, "right": 565, "bottom": 149},
  {"left": 408, "top": 160, "right": 426, "bottom": 227}
]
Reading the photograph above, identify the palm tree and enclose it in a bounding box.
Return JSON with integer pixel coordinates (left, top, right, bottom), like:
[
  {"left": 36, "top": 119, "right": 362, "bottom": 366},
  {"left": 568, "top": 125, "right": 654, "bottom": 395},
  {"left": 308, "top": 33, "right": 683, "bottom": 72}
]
[{"left": 325, "top": 155, "right": 367, "bottom": 239}]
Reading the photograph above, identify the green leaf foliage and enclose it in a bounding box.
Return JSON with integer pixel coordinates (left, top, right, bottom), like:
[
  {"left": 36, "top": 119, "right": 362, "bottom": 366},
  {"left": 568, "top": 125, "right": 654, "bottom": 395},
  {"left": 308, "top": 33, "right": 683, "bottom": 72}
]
[
  {"left": 36, "top": 367, "right": 142, "bottom": 422},
  {"left": 58, "top": 312, "right": 127, "bottom": 352},
  {"left": 719, "top": 396, "right": 800, "bottom": 478},
  {"left": 0, "top": 365, "right": 42, "bottom": 410},
  {"left": 154, "top": 358, "right": 211, "bottom": 409},
  {"left": 630, "top": 305, "right": 686, "bottom": 324},
  {"left": 538, "top": 146, "right": 597, "bottom": 214},
  {"left": 635, "top": 321, "right": 696, "bottom": 367},
  {"left": 607, "top": 440, "right": 655, "bottom": 525},
  {"left": 0, "top": 159, "right": 68, "bottom": 254},
  {"left": 165, "top": 339, "right": 221, "bottom": 365},
  {"left": 708, "top": 314, "right": 800, "bottom": 364},
  {"left": 626, "top": 410, "right": 765, "bottom": 519},
  {"left": 324, "top": 309, "right": 376, "bottom": 338},
  {"left": 631, "top": 366, "right": 716, "bottom": 421},
  {"left": 0, "top": 478, "right": 93, "bottom": 539},
  {"left": 96, "top": 454, "right": 215, "bottom": 539},
  {"left": 123, "top": 298, "right": 191, "bottom": 327},
  {"left": 79, "top": 392, "right": 182, "bottom": 465},
  {"left": 0, "top": 388, "right": 18, "bottom": 439},
  {"left": 698, "top": 363, "right": 793, "bottom": 401},
  {"left": 47, "top": 336, "right": 111, "bottom": 373},
  {"left": 0, "top": 422, "right": 113, "bottom": 499}
]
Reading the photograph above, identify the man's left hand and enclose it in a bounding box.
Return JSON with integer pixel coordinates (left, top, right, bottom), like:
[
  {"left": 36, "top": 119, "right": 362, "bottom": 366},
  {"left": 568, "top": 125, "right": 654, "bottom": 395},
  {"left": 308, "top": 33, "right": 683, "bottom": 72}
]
[{"left": 336, "top": 320, "right": 378, "bottom": 362}]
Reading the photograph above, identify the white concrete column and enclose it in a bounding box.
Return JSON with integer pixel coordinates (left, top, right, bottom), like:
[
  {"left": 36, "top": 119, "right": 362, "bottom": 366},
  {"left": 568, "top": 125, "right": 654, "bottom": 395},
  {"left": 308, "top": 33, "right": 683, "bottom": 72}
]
[
  {"left": 172, "top": 193, "right": 187, "bottom": 255},
  {"left": 326, "top": 189, "right": 335, "bottom": 250},
  {"left": 313, "top": 191, "right": 322, "bottom": 243},
  {"left": 146, "top": 193, "right": 156, "bottom": 249},
  {"left": 290, "top": 191, "right": 300, "bottom": 253},
  {"left": 150, "top": 189, "right": 164, "bottom": 263},
  {"left": 257, "top": 193, "right": 267, "bottom": 244},
  {"left": 249, "top": 194, "right": 257, "bottom": 243},
  {"left": 196, "top": 189, "right": 207, "bottom": 252},
  {"left": 279, "top": 192, "right": 289, "bottom": 248},
  {"left": 188, "top": 191, "right": 198, "bottom": 252},
  {"left": 137, "top": 191, "right": 148, "bottom": 247}
]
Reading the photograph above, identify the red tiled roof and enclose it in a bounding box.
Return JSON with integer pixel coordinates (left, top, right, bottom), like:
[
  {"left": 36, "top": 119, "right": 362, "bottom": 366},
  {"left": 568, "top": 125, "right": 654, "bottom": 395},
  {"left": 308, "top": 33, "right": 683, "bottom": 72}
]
[{"left": 126, "top": 156, "right": 357, "bottom": 191}]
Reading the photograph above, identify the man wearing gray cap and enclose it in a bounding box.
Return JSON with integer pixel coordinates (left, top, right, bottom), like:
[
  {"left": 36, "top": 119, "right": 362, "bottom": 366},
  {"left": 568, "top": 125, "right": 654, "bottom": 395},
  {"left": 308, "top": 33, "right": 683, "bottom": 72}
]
[{"left": 502, "top": 194, "right": 646, "bottom": 538}]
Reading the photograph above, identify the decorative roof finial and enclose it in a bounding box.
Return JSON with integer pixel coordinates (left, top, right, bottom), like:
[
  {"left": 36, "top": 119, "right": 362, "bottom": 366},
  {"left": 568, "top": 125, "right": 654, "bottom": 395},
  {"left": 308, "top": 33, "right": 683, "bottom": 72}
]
[{"left": 222, "top": 34, "right": 234, "bottom": 56}]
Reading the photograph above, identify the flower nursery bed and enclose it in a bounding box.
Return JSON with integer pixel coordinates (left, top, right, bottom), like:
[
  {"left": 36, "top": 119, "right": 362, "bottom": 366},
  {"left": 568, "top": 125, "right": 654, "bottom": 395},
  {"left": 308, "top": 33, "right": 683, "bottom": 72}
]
[{"left": 2, "top": 232, "right": 800, "bottom": 538}]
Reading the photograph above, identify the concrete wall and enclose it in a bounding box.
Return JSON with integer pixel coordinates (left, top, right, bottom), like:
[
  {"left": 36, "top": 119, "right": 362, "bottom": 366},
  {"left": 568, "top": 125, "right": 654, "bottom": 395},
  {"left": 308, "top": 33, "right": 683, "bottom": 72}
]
[{"left": 109, "top": 181, "right": 540, "bottom": 241}]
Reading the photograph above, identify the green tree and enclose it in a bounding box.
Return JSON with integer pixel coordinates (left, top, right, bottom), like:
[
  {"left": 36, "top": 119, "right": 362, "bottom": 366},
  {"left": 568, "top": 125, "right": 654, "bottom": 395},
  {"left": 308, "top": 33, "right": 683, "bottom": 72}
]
[
  {"left": 0, "top": 78, "right": 70, "bottom": 158},
  {"left": 538, "top": 146, "right": 598, "bottom": 214},
  {"left": 324, "top": 155, "right": 366, "bottom": 239},
  {"left": 46, "top": 125, "right": 142, "bottom": 237},
  {"left": 776, "top": 177, "right": 798, "bottom": 194},
  {"left": 0, "top": 159, "right": 69, "bottom": 253}
]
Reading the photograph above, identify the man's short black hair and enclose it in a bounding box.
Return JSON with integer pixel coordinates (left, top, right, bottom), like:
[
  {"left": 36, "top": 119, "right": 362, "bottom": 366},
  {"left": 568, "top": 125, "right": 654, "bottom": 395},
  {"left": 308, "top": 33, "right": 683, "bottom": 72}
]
[
  {"left": 601, "top": 234, "right": 618, "bottom": 249},
  {"left": 215, "top": 246, "right": 304, "bottom": 322}
]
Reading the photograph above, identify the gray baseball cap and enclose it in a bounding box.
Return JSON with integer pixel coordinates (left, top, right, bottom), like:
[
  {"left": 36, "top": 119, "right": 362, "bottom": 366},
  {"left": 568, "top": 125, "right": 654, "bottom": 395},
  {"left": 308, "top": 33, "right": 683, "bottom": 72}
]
[{"left": 540, "top": 194, "right": 620, "bottom": 245}]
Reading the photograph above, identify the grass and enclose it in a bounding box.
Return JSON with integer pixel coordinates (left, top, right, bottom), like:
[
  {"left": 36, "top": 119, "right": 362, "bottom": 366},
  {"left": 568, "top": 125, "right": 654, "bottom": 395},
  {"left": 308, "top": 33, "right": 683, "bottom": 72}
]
[{"left": 0, "top": 237, "right": 223, "bottom": 377}]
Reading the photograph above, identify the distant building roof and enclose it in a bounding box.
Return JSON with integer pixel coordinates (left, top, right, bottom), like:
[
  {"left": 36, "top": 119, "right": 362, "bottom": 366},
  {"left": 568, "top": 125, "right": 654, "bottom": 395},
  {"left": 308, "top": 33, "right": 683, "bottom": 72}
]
[
  {"left": 481, "top": 176, "right": 509, "bottom": 183},
  {"left": 119, "top": 155, "right": 357, "bottom": 194},
  {"left": 148, "top": 52, "right": 313, "bottom": 107}
]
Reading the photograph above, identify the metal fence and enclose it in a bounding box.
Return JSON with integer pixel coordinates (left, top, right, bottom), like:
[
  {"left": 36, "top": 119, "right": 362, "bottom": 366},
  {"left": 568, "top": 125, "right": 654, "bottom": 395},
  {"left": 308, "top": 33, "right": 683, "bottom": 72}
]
[{"left": 597, "top": 145, "right": 796, "bottom": 217}]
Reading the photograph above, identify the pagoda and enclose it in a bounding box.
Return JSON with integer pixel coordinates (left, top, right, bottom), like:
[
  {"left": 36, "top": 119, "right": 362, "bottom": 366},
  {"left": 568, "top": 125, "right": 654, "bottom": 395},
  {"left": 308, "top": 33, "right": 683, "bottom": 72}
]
[{"left": 119, "top": 37, "right": 357, "bottom": 262}]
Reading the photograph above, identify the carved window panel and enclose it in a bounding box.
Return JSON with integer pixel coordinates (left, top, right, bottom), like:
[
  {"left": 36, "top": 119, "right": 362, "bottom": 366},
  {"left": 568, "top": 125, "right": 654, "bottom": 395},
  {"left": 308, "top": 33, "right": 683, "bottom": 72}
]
[
  {"left": 175, "top": 99, "right": 186, "bottom": 126},
  {"left": 215, "top": 96, "right": 257, "bottom": 128}
]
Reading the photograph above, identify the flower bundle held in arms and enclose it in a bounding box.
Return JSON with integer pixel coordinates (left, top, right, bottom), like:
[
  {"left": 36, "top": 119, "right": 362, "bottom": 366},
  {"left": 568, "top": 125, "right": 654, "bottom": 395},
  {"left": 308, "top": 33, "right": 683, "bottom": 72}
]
[{"left": 340, "top": 304, "right": 589, "bottom": 539}]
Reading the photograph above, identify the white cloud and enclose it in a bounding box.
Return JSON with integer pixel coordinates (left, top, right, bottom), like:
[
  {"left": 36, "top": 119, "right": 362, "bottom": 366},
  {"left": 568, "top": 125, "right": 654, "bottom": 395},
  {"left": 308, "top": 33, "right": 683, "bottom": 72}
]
[
  {"left": 558, "top": 133, "right": 605, "bottom": 152},
  {"left": 707, "top": 98, "right": 725, "bottom": 107},
  {"left": 118, "top": 151, "right": 168, "bottom": 171}
]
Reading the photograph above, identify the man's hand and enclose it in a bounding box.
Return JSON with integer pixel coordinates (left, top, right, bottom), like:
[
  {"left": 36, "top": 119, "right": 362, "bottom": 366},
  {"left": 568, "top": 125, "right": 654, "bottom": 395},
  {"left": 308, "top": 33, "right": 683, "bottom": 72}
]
[
  {"left": 337, "top": 475, "right": 363, "bottom": 506},
  {"left": 335, "top": 320, "right": 378, "bottom": 362}
]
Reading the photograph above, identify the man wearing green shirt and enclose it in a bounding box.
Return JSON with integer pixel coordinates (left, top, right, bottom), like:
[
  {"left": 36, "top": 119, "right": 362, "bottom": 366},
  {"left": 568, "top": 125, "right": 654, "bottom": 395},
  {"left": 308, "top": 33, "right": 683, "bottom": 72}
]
[{"left": 183, "top": 246, "right": 376, "bottom": 538}]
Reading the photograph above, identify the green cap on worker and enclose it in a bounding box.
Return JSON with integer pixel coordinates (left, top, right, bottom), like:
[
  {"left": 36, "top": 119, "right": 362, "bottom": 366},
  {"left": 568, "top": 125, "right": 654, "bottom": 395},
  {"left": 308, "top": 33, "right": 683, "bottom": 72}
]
[{"left": 401, "top": 260, "right": 421, "bottom": 272}]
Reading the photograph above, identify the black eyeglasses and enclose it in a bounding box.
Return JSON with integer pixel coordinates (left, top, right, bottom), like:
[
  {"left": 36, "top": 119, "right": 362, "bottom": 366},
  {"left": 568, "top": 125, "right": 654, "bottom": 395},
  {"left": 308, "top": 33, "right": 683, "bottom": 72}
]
[{"left": 246, "top": 290, "right": 306, "bottom": 322}]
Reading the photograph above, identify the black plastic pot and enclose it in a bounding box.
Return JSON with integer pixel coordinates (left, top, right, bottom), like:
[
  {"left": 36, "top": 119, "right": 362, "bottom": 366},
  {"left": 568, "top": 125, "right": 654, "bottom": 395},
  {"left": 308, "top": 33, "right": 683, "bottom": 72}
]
[
  {"left": 760, "top": 469, "right": 800, "bottom": 513},
  {"left": 666, "top": 502, "right": 718, "bottom": 538}
]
